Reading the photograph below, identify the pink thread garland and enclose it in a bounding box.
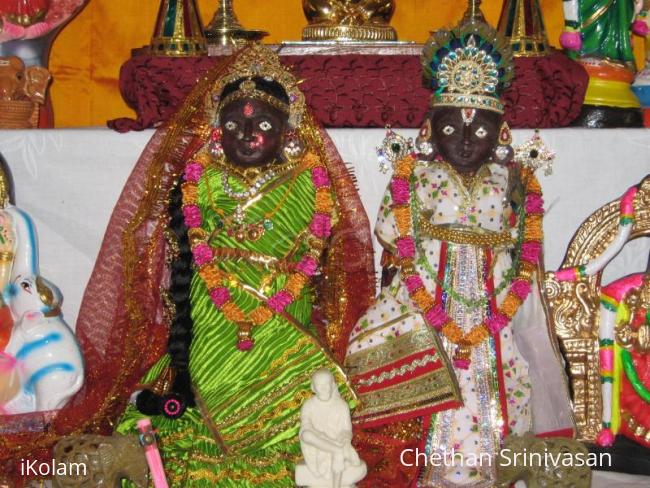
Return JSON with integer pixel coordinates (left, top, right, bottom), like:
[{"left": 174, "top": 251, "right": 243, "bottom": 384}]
[
  {"left": 237, "top": 340, "right": 254, "bottom": 351},
  {"left": 183, "top": 162, "right": 204, "bottom": 182},
  {"left": 210, "top": 287, "right": 231, "bottom": 308},
  {"left": 520, "top": 241, "right": 541, "bottom": 264},
  {"left": 192, "top": 243, "right": 213, "bottom": 266},
  {"left": 391, "top": 178, "right": 410, "bottom": 205},
  {"left": 180, "top": 151, "right": 335, "bottom": 351},
  {"left": 486, "top": 313, "right": 510, "bottom": 335},
  {"left": 405, "top": 275, "right": 424, "bottom": 294},
  {"left": 311, "top": 166, "right": 330, "bottom": 188},
  {"left": 183, "top": 205, "right": 202, "bottom": 228},
  {"left": 510, "top": 279, "right": 532, "bottom": 301},
  {"left": 267, "top": 290, "right": 293, "bottom": 313},
  {"left": 524, "top": 193, "right": 544, "bottom": 214},
  {"left": 310, "top": 213, "right": 332, "bottom": 238},
  {"left": 453, "top": 358, "right": 471, "bottom": 370},
  {"left": 424, "top": 305, "right": 447, "bottom": 330},
  {"left": 396, "top": 237, "right": 416, "bottom": 259},
  {"left": 296, "top": 256, "right": 318, "bottom": 277}
]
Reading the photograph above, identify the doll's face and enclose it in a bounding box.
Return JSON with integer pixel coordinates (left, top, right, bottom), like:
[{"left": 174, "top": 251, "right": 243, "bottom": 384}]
[
  {"left": 219, "top": 98, "right": 288, "bottom": 168},
  {"left": 312, "top": 372, "right": 334, "bottom": 401},
  {"left": 430, "top": 107, "right": 501, "bottom": 174}
]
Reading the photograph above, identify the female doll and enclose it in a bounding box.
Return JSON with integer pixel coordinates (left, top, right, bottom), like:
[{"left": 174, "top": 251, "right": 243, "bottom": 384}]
[
  {"left": 560, "top": 0, "right": 648, "bottom": 69},
  {"left": 109, "top": 43, "right": 375, "bottom": 486},
  {"left": 346, "top": 4, "right": 574, "bottom": 487}
]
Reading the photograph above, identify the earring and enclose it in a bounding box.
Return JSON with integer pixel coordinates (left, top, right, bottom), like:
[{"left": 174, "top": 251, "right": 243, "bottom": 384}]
[
  {"left": 493, "top": 121, "right": 513, "bottom": 163},
  {"left": 415, "top": 119, "right": 436, "bottom": 160},
  {"left": 208, "top": 126, "right": 224, "bottom": 159},
  {"left": 282, "top": 130, "right": 306, "bottom": 163}
]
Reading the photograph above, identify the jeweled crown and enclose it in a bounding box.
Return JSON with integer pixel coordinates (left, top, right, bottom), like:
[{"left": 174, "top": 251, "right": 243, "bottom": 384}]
[
  {"left": 422, "top": 0, "right": 513, "bottom": 114},
  {"left": 210, "top": 43, "right": 306, "bottom": 128}
]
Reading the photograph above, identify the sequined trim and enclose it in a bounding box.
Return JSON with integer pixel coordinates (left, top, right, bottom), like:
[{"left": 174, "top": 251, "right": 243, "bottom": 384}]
[{"left": 355, "top": 354, "right": 439, "bottom": 387}]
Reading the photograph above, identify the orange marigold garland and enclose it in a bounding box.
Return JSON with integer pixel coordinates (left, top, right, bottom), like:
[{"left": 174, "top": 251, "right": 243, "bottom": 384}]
[
  {"left": 181, "top": 152, "right": 334, "bottom": 351},
  {"left": 392, "top": 154, "right": 544, "bottom": 369}
]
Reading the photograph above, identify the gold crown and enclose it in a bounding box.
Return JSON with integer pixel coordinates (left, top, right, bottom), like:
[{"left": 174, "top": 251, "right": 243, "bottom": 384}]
[
  {"left": 422, "top": 0, "right": 513, "bottom": 114},
  {"left": 435, "top": 35, "right": 504, "bottom": 113},
  {"left": 210, "top": 43, "right": 306, "bottom": 128}
]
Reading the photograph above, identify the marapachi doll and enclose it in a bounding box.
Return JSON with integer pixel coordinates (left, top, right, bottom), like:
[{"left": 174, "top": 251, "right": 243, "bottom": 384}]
[
  {"left": 112, "top": 43, "right": 375, "bottom": 486},
  {"left": 346, "top": 4, "right": 575, "bottom": 487}
]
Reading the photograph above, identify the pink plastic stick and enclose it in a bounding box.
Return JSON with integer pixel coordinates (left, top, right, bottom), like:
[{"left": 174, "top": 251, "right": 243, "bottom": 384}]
[
  {"left": 620, "top": 186, "right": 638, "bottom": 215},
  {"left": 599, "top": 350, "right": 614, "bottom": 371},
  {"left": 555, "top": 268, "right": 578, "bottom": 282},
  {"left": 137, "top": 418, "right": 169, "bottom": 488}
]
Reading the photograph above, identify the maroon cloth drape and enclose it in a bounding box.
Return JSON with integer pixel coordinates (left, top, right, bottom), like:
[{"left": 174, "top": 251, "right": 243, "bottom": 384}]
[{"left": 109, "top": 49, "right": 588, "bottom": 132}]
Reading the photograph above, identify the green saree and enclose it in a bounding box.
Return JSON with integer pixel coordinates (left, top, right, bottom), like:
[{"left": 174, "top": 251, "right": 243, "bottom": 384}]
[
  {"left": 117, "top": 160, "right": 354, "bottom": 487},
  {"left": 577, "top": 0, "right": 636, "bottom": 65}
]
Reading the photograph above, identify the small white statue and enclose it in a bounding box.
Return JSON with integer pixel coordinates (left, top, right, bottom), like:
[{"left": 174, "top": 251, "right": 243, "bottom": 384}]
[
  {"left": 2, "top": 274, "right": 84, "bottom": 413},
  {"left": 296, "top": 368, "right": 367, "bottom": 488}
]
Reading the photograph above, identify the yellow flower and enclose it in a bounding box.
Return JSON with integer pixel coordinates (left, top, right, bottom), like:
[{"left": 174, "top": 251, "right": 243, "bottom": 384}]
[
  {"left": 250, "top": 306, "right": 273, "bottom": 325},
  {"left": 500, "top": 293, "right": 522, "bottom": 318},
  {"left": 285, "top": 273, "right": 308, "bottom": 296},
  {"left": 466, "top": 325, "right": 489, "bottom": 344},
  {"left": 524, "top": 215, "right": 543, "bottom": 241},
  {"left": 222, "top": 302, "right": 246, "bottom": 322},
  {"left": 524, "top": 173, "right": 542, "bottom": 194},
  {"left": 393, "top": 206, "right": 412, "bottom": 235},
  {"left": 412, "top": 288, "right": 435, "bottom": 311},
  {"left": 199, "top": 264, "right": 224, "bottom": 288},
  {"left": 395, "top": 156, "right": 415, "bottom": 179},
  {"left": 315, "top": 189, "right": 334, "bottom": 213},
  {"left": 442, "top": 322, "right": 462, "bottom": 342},
  {"left": 181, "top": 182, "right": 198, "bottom": 205}
]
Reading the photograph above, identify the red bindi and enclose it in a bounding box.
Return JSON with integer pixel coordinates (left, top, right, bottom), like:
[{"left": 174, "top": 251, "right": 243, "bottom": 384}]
[{"left": 243, "top": 102, "right": 255, "bottom": 117}]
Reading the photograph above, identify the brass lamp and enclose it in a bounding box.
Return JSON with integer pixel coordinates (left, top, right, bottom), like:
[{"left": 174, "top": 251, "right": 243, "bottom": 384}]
[{"left": 203, "top": 0, "right": 268, "bottom": 46}]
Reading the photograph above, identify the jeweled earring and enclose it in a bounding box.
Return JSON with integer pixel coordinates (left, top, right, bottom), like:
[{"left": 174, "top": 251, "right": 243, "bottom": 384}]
[
  {"left": 415, "top": 119, "right": 437, "bottom": 160},
  {"left": 209, "top": 126, "right": 224, "bottom": 160},
  {"left": 493, "top": 121, "right": 513, "bottom": 163},
  {"left": 282, "top": 130, "right": 306, "bottom": 162}
]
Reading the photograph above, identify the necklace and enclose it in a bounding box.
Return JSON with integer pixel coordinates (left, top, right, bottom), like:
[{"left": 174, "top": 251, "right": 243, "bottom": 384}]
[
  {"left": 181, "top": 151, "right": 335, "bottom": 351},
  {"left": 205, "top": 162, "right": 302, "bottom": 243},
  {"left": 221, "top": 170, "right": 278, "bottom": 201},
  {"left": 390, "top": 154, "right": 544, "bottom": 369}
]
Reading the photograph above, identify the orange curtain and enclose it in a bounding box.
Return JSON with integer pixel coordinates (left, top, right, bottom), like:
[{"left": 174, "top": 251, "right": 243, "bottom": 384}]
[{"left": 48, "top": 0, "right": 643, "bottom": 127}]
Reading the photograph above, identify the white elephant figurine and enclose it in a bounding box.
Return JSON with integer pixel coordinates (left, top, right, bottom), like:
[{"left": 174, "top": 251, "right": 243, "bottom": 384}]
[{"left": 2, "top": 274, "right": 84, "bottom": 413}]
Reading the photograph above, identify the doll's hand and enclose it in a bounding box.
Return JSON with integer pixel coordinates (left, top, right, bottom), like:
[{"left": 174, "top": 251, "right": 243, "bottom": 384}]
[
  {"left": 632, "top": 19, "right": 649, "bottom": 37},
  {"left": 560, "top": 31, "right": 582, "bottom": 51}
]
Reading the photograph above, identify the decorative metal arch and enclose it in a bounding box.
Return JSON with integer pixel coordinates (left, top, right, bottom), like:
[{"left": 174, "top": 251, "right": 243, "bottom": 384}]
[{"left": 544, "top": 175, "right": 650, "bottom": 441}]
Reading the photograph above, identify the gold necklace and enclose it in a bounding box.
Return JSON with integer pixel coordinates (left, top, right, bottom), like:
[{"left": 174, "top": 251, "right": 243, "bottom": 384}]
[{"left": 205, "top": 162, "right": 303, "bottom": 243}]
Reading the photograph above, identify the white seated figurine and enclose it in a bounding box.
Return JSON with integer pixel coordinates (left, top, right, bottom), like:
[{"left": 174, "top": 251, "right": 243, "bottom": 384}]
[{"left": 296, "top": 368, "right": 367, "bottom": 488}]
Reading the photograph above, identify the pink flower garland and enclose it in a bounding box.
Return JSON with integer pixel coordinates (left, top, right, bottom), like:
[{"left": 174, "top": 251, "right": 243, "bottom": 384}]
[
  {"left": 180, "top": 152, "right": 334, "bottom": 350},
  {"left": 389, "top": 155, "right": 544, "bottom": 369}
]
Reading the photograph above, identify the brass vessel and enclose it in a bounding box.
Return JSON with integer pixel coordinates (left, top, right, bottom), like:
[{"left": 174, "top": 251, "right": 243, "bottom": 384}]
[
  {"left": 302, "top": 0, "right": 397, "bottom": 42},
  {"left": 204, "top": 0, "right": 268, "bottom": 46}
]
